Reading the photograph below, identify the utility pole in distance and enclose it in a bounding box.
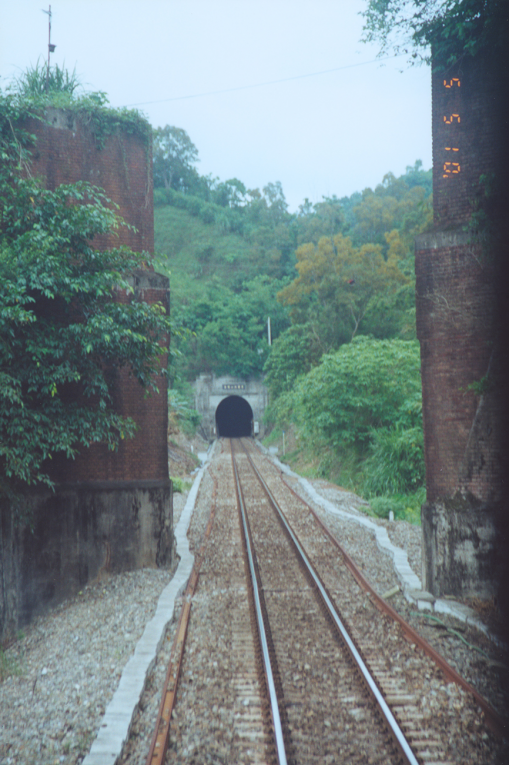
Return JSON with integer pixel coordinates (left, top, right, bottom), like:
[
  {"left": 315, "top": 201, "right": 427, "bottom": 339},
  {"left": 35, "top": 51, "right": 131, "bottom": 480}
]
[{"left": 42, "top": 5, "right": 56, "bottom": 91}]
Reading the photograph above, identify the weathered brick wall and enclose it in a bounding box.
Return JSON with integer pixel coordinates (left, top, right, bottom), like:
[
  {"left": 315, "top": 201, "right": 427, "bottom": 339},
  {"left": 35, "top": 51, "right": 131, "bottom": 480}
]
[
  {"left": 431, "top": 52, "right": 506, "bottom": 228},
  {"left": 21, "top": 109, "right": 169, "bottom": 483},
  {"left": 416, "top": 49, "right": 509, "bottom": 600},
  {"left": 25, "top": 108, "right": 153, "bottom": 252},
  {"left": 415, "top": 232, "right": 498, "bottom": 503},
  {"left": 0, "top": 109, "right": 173, "bottom": 640}
]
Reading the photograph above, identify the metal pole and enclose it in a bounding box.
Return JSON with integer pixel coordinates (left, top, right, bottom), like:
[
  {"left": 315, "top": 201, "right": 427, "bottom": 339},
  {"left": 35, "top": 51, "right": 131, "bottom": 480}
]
[{"left": 43, "top": 5, "right": 52, "bottom": 92}]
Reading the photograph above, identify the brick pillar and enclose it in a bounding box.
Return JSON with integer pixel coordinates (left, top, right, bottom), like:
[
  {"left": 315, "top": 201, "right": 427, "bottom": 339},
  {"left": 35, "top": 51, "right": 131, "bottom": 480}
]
[
  {"left": 1, "top": 109, "right": 174, "bottom": 639},
  {"left": 416, "top": 51, "right": 509, "bottom": 603}
]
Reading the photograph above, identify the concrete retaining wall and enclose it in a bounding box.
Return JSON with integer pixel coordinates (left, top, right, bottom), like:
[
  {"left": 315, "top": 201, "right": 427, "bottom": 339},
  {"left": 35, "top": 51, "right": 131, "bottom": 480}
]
[
  {"left": 421, "top": 496, "right": 503, "bottom": 601},
  {"left": 0, "top": 481, "right": 173, "bottom": 643}
]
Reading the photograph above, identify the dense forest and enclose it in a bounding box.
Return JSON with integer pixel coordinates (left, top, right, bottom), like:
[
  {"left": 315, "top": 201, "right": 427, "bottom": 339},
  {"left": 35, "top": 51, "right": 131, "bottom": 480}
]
[{"left": 154, "top": 126, "right": 432, "bottom": 520}]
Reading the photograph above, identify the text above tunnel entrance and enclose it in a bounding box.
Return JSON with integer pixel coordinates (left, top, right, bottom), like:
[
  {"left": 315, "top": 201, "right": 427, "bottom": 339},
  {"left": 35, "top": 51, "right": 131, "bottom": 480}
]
[{"left": 216, "top": 395, "right": 253, "bottom": 438}]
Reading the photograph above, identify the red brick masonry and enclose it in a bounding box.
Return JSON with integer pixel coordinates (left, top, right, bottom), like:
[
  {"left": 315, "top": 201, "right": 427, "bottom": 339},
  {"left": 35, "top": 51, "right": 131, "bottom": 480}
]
[
  {"left": 415, "top": 49, "right": 508, "bottom": 600},
  {"left": 21, "top": 108, "right": 169, "bottom": 484}
]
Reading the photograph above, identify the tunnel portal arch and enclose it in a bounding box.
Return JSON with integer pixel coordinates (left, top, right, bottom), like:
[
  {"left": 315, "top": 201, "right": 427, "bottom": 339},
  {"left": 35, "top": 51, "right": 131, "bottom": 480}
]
[
  {"left": 193, "top": 374, "right": 268, "bottom": 441},
  {"left": 215, "top": 395, "right": 253, "bottom": 438}
]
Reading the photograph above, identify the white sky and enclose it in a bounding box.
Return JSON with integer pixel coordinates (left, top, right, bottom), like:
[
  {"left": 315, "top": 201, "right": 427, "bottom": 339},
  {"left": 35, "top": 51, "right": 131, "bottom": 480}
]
[{"left": 1, "top": 0, "right": 432, "bottom": 211}]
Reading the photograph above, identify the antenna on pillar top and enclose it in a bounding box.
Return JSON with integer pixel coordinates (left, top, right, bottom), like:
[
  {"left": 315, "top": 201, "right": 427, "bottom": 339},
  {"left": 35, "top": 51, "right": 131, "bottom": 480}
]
[{"left": 42, "top": 5, "right": 56, "bottom": 91}]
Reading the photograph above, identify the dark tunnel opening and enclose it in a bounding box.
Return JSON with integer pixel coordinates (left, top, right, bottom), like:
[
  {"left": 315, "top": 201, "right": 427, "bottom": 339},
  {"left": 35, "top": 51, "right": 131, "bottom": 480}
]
[{"left": 215, "top": 395, "right": 253, "bottom": 438}]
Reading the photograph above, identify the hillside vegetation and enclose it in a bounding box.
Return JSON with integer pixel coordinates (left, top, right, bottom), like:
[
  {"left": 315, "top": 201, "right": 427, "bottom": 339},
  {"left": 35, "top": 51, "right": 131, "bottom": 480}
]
[{"left": 154, "top": 127, "right": 432, "bottom": 520}]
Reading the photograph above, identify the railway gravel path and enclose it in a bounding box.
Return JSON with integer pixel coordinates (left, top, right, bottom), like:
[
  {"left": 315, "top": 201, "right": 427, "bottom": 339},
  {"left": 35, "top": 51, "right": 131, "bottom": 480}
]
[{"left": 0, "top": 440, "right": 507, "bottom": 764}]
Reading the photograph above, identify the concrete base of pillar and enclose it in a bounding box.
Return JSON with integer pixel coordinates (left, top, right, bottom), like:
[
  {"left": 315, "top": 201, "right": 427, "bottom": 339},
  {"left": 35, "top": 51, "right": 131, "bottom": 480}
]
[
  {"left": 421, "top": 494, "right": 505, "bottom": 602},
  {"left": 0, "top": 480, "right": 173, "bottom": 642}
]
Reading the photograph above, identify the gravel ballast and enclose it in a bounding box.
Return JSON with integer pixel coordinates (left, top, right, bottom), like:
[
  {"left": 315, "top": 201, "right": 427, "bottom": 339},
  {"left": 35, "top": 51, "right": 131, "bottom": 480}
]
[{"left": 1, "top": 444, "right": 507, "bottom": 764}]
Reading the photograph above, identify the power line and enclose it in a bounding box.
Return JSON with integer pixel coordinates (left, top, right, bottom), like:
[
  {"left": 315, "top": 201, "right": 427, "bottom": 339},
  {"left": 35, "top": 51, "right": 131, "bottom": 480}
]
[{"left": 122, "top": 54, "right": 405, "bottom": 108}]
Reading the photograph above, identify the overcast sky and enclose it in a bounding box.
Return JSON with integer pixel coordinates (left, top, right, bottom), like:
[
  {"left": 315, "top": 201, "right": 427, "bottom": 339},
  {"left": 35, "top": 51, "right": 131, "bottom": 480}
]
[{"left": 1, "top": 0, "right": 432, "bottom": 211}]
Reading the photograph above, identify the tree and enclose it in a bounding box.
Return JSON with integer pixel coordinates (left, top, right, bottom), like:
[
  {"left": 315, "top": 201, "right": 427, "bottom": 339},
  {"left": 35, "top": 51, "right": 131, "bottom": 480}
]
[
  {"left": 349, "top": 170, "right": 432, "bottom": 252},
  {"left": 0, "top": 177, "right": 171, "bottom": 506},
  {"left": 277, "top": 232, "right": 409, "bottom": 345},
  {"left": 263, "top": 323, "right": 323, "bottom": 400},
  {"left": 293, "top": 336, "right": 422, "bottom": 450},
  {"left": 293, "top": 195, "right": 347, "bottom": 246},
  {"left": 211, "top": 178, "right": 248, "bottom": 208},
  {"left": 361, "top": 0, "right": 509, "bottom": 67},
  {"left": 153, "top": 125, "right": 200, "bottom": 191},
  {"left": 174, "top": 276, "right": 290, "bottom": 379}
]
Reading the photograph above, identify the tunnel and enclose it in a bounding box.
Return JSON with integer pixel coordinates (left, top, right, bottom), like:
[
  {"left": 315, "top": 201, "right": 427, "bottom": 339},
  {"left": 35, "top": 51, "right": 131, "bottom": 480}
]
[{"left": 215, "top": 395, "right": 253, "bottom": 438}]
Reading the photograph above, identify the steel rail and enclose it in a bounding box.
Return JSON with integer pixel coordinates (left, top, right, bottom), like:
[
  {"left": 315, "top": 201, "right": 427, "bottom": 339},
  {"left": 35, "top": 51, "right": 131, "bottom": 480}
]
[
  {"left": 277, "top": 469, "right": 508, "bottom": 739},
  {"left": 145, "top": 482, "right": 218, "bottom": 765},
  {"left": 230, "top": 440, "right": 288, "bottom": 765},
  {"left": 239, "top": 439, "right": 420, "bottom": 765}
]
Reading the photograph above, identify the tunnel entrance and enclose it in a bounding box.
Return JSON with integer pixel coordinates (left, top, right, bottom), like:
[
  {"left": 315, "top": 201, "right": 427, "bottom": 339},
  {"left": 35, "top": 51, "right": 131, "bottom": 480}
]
[{"left": 215, "top": 395, "right": 253, "bottom": 438}]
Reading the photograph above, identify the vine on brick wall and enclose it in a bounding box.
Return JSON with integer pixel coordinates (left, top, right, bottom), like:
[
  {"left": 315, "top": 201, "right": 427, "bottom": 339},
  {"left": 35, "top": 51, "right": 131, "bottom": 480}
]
[
  {"left": 0, "top": 66, "right": 167, "bottom": 517},
  {"left": 1, "top": 63, "right": 151, "bottom": 158}
]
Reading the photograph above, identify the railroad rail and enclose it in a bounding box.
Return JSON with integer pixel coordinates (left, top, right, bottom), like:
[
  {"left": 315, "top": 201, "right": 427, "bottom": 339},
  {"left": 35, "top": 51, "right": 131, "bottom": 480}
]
[
  {"left": 143, "top": 438, "right": 506, "bottom": 765},
  {"left": 277, "top": 462, "right": 506, "bottom": 738},
  {"left": 232, "top": 437, "right": 422, "bottom": 764}
]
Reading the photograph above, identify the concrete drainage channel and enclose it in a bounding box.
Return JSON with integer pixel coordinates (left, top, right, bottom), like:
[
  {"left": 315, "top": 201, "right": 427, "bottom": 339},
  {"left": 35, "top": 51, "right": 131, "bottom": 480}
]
[
  {"left": 82, "top": 439, "right": 499, "bottom": 764},
  {"left": 82, "top": 444, "right": 215, "bottom": 765}
]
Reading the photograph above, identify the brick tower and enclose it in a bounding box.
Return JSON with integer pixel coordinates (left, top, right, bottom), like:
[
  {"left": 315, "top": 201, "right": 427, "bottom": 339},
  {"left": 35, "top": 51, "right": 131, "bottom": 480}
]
[
  {"left": 1, "top": 106, "right": 173, "bottom": 639},
  {"left": 415, "top": 50, "right": 509, "bottom": 603}
]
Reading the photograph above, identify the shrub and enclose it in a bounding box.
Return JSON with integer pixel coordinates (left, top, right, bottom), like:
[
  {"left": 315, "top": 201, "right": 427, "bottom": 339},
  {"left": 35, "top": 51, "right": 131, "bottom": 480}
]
[
  {"left": 363, "top": 425, "right": 425, "bottom": 496},
  {"left": 369, "top": 488, "right": 425, "bottom": 524},
  {"left": 293, "top": 336, "right": 422, "bottom": 449}
]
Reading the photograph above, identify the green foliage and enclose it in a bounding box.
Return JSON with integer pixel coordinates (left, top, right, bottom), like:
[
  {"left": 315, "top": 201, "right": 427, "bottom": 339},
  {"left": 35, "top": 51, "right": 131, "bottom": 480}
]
[
  {"left": 263, "top": 389, "right": 296, "bottom": 432},
  {"left": 168, "top": 388, "right": 201, "bottom": 436},
  {"left": 151, "top": 121, "right": 431, "bottom": 390},
  {"left": 293, "top": 195, "right": 347, "bottom": 246},
  {"left": 278, "top": 232, "right": 409, "bottom": 346},
  {"left": 263, "top": 323, "right": 323, "bottom": 399},
  {"left": 3, "top": 64, "right": 151, "bottom": 152},
  {"left": 175, "top": 276, "right": 289, "bottom": 379},
  {"left": 10, "top": 59, "right": 81, "bottom": 97},
  {"left": 265, "top": 337, "right": 425, "bottom": 511},
  {"left": 153, "top": 125, "right": 200, "bottom": 192},
  {"left": 368, "top": 489, "right": 424, "bottom": 524},
  {"left": 292, "top": 336, "right": 422, "bottom": 450},
  {"left": 0, "top": 177, "right": 171, "bottom": 506},
  {"left": 154, "top": 148, "right": 431, "bottom": 382},
  {"left": 349, "top": 169, "right": 432, "bottom": 253},
  {"left": 363, "top": 425, "right": 425, "bottom": 495},
  {"left": 154, "top": 187, "right": 244, "bottom": 236},
  {"left": 361, "top": 0, "right": 509, "bottom": 68},
  {"left": 170, "top": 476, "right": 193, "bottom": 493}
]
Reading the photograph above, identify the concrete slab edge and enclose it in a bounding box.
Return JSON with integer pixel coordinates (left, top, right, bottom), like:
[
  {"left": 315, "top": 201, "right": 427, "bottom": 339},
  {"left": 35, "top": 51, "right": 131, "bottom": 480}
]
[
  {"left": 260, "top": 445, "right": 492, "bottom": 641},
  {"left": 82, "top": 446, "right": 214, "bottom": 765}
]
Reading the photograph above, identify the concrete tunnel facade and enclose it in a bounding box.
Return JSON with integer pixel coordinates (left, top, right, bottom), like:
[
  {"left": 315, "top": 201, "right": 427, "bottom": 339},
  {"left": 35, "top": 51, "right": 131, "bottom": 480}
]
[{"left": 193, "top": 374, "right": 269, "bottom": 441}]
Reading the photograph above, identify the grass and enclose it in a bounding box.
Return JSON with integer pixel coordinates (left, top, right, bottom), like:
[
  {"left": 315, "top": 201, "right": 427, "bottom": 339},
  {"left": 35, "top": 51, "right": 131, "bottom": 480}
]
[
  {"left": 154, "top": 205, "right": 256, "bottom": 296},
  {"left": 367, "top": 491, "right": 424, "bottom": 524},
  {"left": 171, "top": 476, "right": 193, "bottom": 493},
  {"left": 262, "top": 424, "right": 423, "bottom": 525},
  {"left": 0, "top": 645, "right": 23, "bottom": 682}
]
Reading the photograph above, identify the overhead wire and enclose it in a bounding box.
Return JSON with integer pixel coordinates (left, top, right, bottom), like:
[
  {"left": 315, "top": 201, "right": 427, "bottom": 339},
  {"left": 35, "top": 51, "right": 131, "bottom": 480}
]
[{"left": 122, "top": 54, "right": 405, "bottom": 108}]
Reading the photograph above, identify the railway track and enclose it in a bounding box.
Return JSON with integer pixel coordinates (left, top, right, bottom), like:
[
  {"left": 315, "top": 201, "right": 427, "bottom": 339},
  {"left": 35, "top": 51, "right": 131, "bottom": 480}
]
[{"left": 144, "top": 438, "right": 505, "bottom": 765}]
